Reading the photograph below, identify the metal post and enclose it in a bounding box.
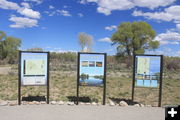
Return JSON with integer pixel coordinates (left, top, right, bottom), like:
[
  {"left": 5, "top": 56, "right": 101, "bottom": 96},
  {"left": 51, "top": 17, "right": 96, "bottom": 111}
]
[
  {"left": 76, "top": 53, "right": 80, "bottom": 105},
  {"left": 47, "top": 52, "right": 50, "bottom": 104},
  {"left": 132, "top": 55, "right": 136, "bottom": 102},
  {"left": 158, "top": 55, "right": 163, "bottom": 107},
  {"left": 18, "top": 51, "right": 21, "bottom": 105},
  {"left": 103, "top": 53, "right": 107, "bottom": 105}
]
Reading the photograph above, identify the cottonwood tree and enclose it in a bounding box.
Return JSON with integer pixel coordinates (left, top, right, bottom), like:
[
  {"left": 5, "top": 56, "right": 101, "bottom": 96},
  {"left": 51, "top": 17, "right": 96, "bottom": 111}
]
[
  {"left": 78, "top": 32, "right": 93, "bottom": 52},
  {"left": 111, "top": 21, "right": 159, "bottom": 56},
  {"left": 0, "top": 31, "right": 21, "bottom": 63},
  {"left": 0, "top": 31, "right": 6, "bottom": 60}
]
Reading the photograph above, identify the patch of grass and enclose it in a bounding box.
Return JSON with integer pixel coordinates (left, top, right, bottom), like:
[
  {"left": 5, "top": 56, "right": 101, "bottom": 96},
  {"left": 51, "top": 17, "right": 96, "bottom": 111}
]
[{"left": 0, "top": 70, "right": 179, "bottom": 106}]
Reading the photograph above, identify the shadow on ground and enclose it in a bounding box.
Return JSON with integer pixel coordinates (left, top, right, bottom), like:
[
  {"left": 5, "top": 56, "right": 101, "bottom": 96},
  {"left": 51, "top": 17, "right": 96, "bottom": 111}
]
[
  {"left": 67, "top": 96, "right": 93, "bottom": 103},
  {"left": 109, "top": 97, "right": 140, "bottom": 105},
  {"left": 22, "top": 96, "right": 46, "bottom": 102}
]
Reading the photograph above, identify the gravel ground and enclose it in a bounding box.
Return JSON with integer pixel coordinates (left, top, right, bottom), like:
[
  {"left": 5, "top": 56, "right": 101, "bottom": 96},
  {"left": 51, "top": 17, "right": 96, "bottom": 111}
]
[{"left": 0, "top": 105, "right": 164, "bottom": 120}]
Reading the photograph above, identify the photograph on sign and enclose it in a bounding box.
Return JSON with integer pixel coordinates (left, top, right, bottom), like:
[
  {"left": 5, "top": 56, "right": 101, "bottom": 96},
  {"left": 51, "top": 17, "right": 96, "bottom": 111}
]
[
  {"left": 79, "top": 54, "right": 105, "bottom": 86},
  {"left": 21, "top": 52, "right": 48, "bottom": 86},
  {"left": 135, "top": 56, "right": 161, "bottom": 87}
]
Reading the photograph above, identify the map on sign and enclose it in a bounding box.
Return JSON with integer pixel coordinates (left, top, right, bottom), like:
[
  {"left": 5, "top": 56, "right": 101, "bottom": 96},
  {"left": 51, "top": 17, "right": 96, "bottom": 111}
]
[
  {"left": 137, "top": 57, "right": 150, "bottom": 75},
  {"left": 135, "top": 56, "right": 161, "bottom": 88},
  {"left": 24, "top": 59, "right": 46, "bottom": 75}
]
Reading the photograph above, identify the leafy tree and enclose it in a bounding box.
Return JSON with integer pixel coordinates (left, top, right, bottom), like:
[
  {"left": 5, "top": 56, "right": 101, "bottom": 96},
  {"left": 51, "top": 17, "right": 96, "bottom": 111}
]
[
  {"left": 0, "top": 31, "right": 21, "bottom": 63},
  {"left": 78, "top": 32, "right": 93, "bottom": 52},
  {"left": 111, "top": 21, "right": 159, "bottom": 56},
  {"left": 0, "top": 31, "right": 6, "bottom": 41},
  {"left": 3, "top": 37, "right": 21, "bottom": 63},
  {"left": 0, "top": 31, "right": 7, "bottom": 60}
]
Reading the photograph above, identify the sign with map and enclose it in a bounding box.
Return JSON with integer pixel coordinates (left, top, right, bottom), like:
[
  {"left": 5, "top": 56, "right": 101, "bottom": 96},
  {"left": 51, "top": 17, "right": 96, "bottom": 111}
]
[
  {"left": 135, "top": 56, "right": 161, "bottom": 88},
  {"left": 20, "top": 52, "right": 48, "bottom": 86},
  {"left": 79, "top": 53, "right": 105, "bottom": 86},
  {"left": 24, "top": 60, "right": 46, "bottom": 75},
  {"left": 137, "top": 57, "right": 150, "bottom": 75}
]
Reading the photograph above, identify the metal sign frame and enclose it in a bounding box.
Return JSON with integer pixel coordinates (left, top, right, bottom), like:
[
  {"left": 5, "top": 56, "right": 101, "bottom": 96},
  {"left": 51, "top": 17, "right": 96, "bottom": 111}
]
[
  {"left": 76, "top": 52, "right": 107, "bottom": 105},
  {"left": 18, "top": 51, "right": 50, "bottom": 105},
  {"left": 132, "top": 54, "right": 163, "bottom": 107}
]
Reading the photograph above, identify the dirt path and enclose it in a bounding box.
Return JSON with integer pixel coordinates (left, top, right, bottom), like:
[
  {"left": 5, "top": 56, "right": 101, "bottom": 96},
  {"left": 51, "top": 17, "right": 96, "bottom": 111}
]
[{"left": 0, "top": 105, "right": 164, "bottom": 120}]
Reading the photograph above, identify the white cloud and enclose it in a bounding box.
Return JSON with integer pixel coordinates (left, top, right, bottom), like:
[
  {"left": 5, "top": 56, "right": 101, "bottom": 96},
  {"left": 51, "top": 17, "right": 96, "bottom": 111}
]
[
  {"left": 99, "top": 37, "right": 112, "bottom": 43},
  {"left": 155, "top": 31, "right": 180, "bottom": 45},
  {"left": 132, "top": 5, "right": 180, "bottom": 23},
  {"left": 0, "top": 0, "right": 20, "bottom": 10},
  {"left": 48, "top": 11, "right": 56, "bottom": 16},
  {"left": 105, "top": 25, "right": 117, "bottom": 31},
  {"left": 78, "top": 13, "right": 84, "bottom": 17},
  {"left": 80, "top": 0, "right": 134, "bottom": 15},
  {"left": 18, "top": 7, "right": 41, "bottom": 19},
  {"left": 97, "top": 7, "right": 111, "bottom": 15},
  {"left": 80, "top": 0, "right": 176, "bottom": 15},
  {"left": 146, "top": 48, "right": 180, "bottom": 57},
  {"left": 146, "top": 48, "right": 170, "bottom": 56},
  {"left": 97, "top": 0, "right": 134, "bottom": 15},
  {"left": 79, "top": 0, "right": 99, "bottom": 4},
  {"left": 0, "top": 0, "right": 41, "bottom": 28},
  {"left": 57, "top": 10, "right": 72, "bottom": 17},
  {"left": 19, "top": 2, "right": 41, "bottom": 19},
  {"left": 45, "top": 9, "right": 72, "bottom": 17},
  {"left": 44, "top": 11, "right": 49, "bottom": 14},
  {"left": 49, "top": 5, "right": 54, "bottom": 9},
  {"left": 79, "top": 0, "right": 87, "bottom": 4},
  {"left": 21, "top": 2, "right": 30, "bottom": 8},
  {"left": 176, "top": 24, "right": 180, "bottom": 31},
  {"left": 154, "top": 24, "right": 180, "bottom": 45},
  {"left": 9, "top": 15, "right": 38, "bottom": 28},
  {"left": 174, "top": 21, "right": 180, "bottom": 24},
  {"left": 24, "top": 0, "right": 43, "bottom": 4},
  {"left": 132, "top": 10, "right": 173, "bottom": 22},
  {"left": 63, "top": 5, "right": 68, "bottom": 8},
  {"left": 44, "top": 9, "right": 72, "bottom": 17},
  {"left": 133, "top": 0, "right": 176, "bottom": 10}
]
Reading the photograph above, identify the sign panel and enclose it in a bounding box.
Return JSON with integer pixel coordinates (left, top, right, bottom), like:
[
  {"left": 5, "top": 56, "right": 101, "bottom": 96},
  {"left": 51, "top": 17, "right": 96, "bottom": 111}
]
[
  {"left": 79, "top": 53, "right": 105, "bottom": 86},
  {"left": 135, "top": 56, "right": 161, "bottom": 87},
  {"left": 20, "top": 52, "right": 48, "bottom": 86}
]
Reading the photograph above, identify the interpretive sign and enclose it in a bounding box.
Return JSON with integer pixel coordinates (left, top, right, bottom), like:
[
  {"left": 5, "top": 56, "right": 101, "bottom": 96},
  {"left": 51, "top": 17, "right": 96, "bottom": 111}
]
[
  {"left": 135, "top": 56, "right": 161, "bottom": 87},
  {"left": 132, "top": 54, "right": 163, "bottom": 107},
  {"left": 77, "top": 52, "right": 107, "bottom": 105},
  {"left": 18, "top": 51, "right": 50, "bottom": 105},
  {"left": 20, "top": 52, "right": 48, "bottom": 85},
  {"left": 79, "top": 54, "right": 105, "bottom": 86}
]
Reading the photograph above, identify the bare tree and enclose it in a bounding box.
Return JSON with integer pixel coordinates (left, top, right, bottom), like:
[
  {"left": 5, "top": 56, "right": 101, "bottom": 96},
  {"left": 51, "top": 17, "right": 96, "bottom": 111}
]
[{"left": 78, "top": 32, "right": 93, "bottom": 52}]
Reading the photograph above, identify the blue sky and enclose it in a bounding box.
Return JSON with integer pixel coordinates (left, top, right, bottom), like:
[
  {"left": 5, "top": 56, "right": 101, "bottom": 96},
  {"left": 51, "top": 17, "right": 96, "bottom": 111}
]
[{"left": 0, "top": 0, "right": 180, "bottom": 56}]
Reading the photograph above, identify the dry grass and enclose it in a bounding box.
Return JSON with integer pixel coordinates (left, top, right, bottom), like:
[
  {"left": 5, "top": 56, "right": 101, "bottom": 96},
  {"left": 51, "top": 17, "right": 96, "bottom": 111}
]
[{"left": 0, "top": 69, "right": 179, "bottom": 106}]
